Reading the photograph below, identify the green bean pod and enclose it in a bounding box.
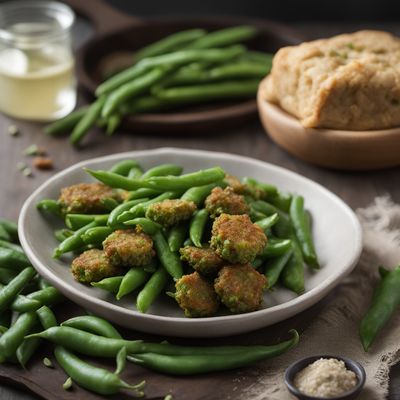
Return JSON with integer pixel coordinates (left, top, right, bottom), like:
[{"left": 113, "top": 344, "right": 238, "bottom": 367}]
[
  {"left": 360, "top": 266, "right": 400, "bottom": 351},
  {"left": 36, "top": 305, "right": 58, "bottom": 329},
  {"left": 280, "top": 240, "right": 305, "bottom": 295},
  {"left": 0, "top": 219, "right": 19, "bottom": 243},
  {"left": 65, "top": 214, "right": 109, "bottom": 231},
  {"left": 91, "top": 276, "right": 124, "bottom": 294},
  {"left": 36, "top": 199, "right": 61, "bottom": 216},
  {"left": 153, "top": 232, "right": 183, "bottom": 280},
  {"left": 16, "top": 323, "right": 42, "bottom": 368},
  {"left": 189, "top": 209, "right": 209, "bottom": 248},
  {"left": 0, "top": 267, "right": 36, "bottom": 313},
  {"left": 107, "top": 198, "right": 149, "bottom": 228},
  {"left": 127, "top": 330, "right": 299, "bottom": 375},
  {"left": 255, "top": 213, "right": 279, "bottom": 232},
  {"left": 180, "top": 182, "right": 222, "bottom": 207},
  {"left": 0, "top": 311, "right": 37, "bottom": 362},
  {"left": 116, "top": 268, "right": 149, "bottom": 300},
  {"left": 81, "top": 226, "right": 114, "bottom": 246},
  {"left": 264, "top": 250, "right": 293, "bottom": 289},
  {"left": 54, "top": 346, "right": 145, "bottom": 396},
  {"left": 44, "top": 107, "right": 88, "bottom": 136},
  {"left": 0, "top": 240, "right": 25, "bottom": 254},
  {"left": 0, "top": 225, "right": 11, "bottom": 242},
  {"left": 259, "top": 238, "right": 292, "bottom": 259},
  {"left": 136, "top": 266, "right": 169, "bottom": 313},
  {"left": 0, "top": 267, "right": 18, "bottom": 284},
  {"left": 70, "top": 96, "right": 106, "bottom": 145},
  {"left": 135, "top": 29, "right": 206, "bottom": 61},
  {"left": 11, "top": 286, "right": 63, "bottom": 313},
  {"left": 168, "top": 225, "right": 187, "bottom": 253},
  {"left": 0, "top": 247, "right": 31, "bottom": 270},
  {"left": 61, "top": 316, "right": 122, "bottom": 340},
  {"left": 290, "top": 195, "right": 319, "bottom": 269},
  {"left": 27, "top": 326, "right": 143, "bottom": 357}
]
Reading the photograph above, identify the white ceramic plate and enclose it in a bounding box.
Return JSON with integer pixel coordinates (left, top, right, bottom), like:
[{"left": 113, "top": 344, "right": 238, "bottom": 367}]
[{"left": 19, "top": 148, "right": 362, "bottom": 338}]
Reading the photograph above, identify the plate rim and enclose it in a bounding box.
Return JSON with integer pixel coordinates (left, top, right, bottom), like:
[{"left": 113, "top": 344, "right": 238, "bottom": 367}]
[{"left": 18, "top": 147, "right": 363, "bottom": 328}]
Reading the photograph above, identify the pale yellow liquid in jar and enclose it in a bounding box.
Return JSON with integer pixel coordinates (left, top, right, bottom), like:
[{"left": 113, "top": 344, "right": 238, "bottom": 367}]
[{"left": 0, "top": 23, "right": 76, "bottom": 120}]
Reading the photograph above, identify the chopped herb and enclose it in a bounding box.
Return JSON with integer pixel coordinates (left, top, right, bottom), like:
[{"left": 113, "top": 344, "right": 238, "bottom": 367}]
[
  {"left": 17, "top": 162, "right": 27, "bottom": 171},
  {"left": 63, "top": 377, "right": 73, "bottom": 390},
  {"left": 43, "top": 357, "right": 53, "bottom": 368},
  {"left": 8, "top": 125, "right": 19, "bottom": 136},
  {"left": 22, "top": 167, "right": 33, "bottom": 177},
  {"left": 346, "top": 42, "right": 355, "bottom": 50},
  {"left": 23, "top": 144, "right": 46, "bottom": 156},
  {"left": 329, "top": 50, "right": 339, "bottom": 57}
]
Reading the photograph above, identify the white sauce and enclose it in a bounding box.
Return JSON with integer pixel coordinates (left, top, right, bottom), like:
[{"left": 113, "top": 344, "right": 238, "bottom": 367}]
[{"left": 294, "top": 358, "right": 357, "bottom": 398}]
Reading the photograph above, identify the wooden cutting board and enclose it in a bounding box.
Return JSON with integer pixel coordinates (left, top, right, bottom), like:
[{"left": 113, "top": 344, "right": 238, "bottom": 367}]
[{"left": 0, "top": 293, "right": 332, "bottom": 400}]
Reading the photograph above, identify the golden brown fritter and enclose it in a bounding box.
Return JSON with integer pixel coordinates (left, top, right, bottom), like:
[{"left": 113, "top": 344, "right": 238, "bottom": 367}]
[
  {"left": 58, "top": 183, "right": 122, "bottom": 215},
  {"left": 223, "top": 174, "right": 247, "bottom": 194},
  {"left": 180, "top": 246, "right": 224, "bottom": 278},
  {"left": 71, "top": 249, "right": 122, "bottom": 283},
  {"left": 146, "top": 199, "right": 197, "bottom": 227},
  {"left": 205, "top": 187, "right": 249, "bottom": 218},
  {"left": 175, "top": 272, "right": 220, "bottom": 317},
  {"left": 103, "top": 229, "right": 155, "bottom": 267},
  {"left": 210, "top": 214, "right": 267, "bottom": 264},
  {"left": 215, "top": 264, "right": 267, "bottom": 313}
]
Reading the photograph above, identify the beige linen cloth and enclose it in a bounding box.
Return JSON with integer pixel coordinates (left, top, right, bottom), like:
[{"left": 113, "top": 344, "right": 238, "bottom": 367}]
[{"left": 241, "top": 196, "right": 400, "bottom": 400}]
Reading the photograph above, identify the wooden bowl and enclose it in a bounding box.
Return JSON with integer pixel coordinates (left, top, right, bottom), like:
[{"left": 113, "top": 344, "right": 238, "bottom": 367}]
[
  {"left": 65, "top": 0, "right": 303, "bottom": 134},
  {"left": 257, "top": 77, "right": 400, "bottom": 170}
]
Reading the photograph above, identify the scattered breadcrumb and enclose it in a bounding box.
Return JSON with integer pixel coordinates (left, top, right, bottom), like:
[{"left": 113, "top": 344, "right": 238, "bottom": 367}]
[
  {"left": 16, "top": 162, "right": 27, "bottom": 171},
  {"left": 43, "top": 357, "right": 53, "bottom": 368},
  {"left": 23, "top": 144, "right": 47, "bottom": 156},
  {"left": 33, "top": 157, "right": 53, "bottom": 170},
  {"left": 62, "top": 377, "right": 73, "bottom": 390},
  {"left": 22, "top": 167, "right": 33, "bottom": 177}
]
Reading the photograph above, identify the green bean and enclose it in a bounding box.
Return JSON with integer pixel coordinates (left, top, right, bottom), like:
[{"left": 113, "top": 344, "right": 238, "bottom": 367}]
[
  {"left": 168, "top": 225, "right": 187, "bottom": 253},
  {"left": 127, "top": 330, "right": 299, "bottom": 375},
  {"left": 102, "top": 68, "right": 167, "bottom": 118},
  {"left": 86, "top": 169, "right": 145, "bottom": 191},
  {"left": 100, "top": 198, "right": 120, "bottom": 211},
  {"left": 81, "top": 226, "right": 113, "bottom": 246},
  {"left": 141, "top": 167, "right": 225, "bottom": 191},
  {"left": 136, "top": 266, "right": 169, "bottom": 313},
  {"left": 209, "top": 62, "right": 270, "bottom": 79},
  {"left": 116, "top": 268, "right": 149, "bottom": 300},
  {"left": 0, "top": 311, "right": 37, "bottom": 362},
  {"left": 124, "top": 218, "right": 161, "bottom": 235},
  {"left": 189, "top": 209, "right": 209, "bottom": 248},
  {"left": 0, "top": 219, "right": 19, "bottom": 243},
  {"left": 91, "top": 276, "right": 124, "bottom": 294},
  {"left": 0, "top": 267, "right": 36, "bottom": 313},
  {"left": 61, "top": 316, "right": 122, "bottom": 340},
  {"left": 0, "top": 247, "right": 30, "bottom": 270},
  {"left": 290, "top": 195, "right": 319, "bottom": 269},
  {"left": 106, "top": 113, "right": 122, "bottom": 135},
  {"left": 16, "top": 323, "right": 42, "bottom": 368},
  {"left": 264, "top": 250, "right": 293, "bottom": 289},
  {"left": 11, "top": 286, "right": 63, "bottom": 313},
  {"left": 190, "top": 26, "right": 257, "bottom": 49},
  {"left": 141, "top": 163, "right": 183, "bottom": 179},
  {"left": 38, "top": 278, "right": 51, "bottom": 290},
  {"left": 118, "top": 192, "right": 178, "bottom": 223},
  {"left": 54, "top": 228, "right": 73, "bottom": 242},
  {"left": 259, "top": 238, "right": 292, "bottom": 259},
  {"left": 44, "top": 107, "right": 88, "bottom": 136},
  {"left": 242, "top": 177, "right": 278, "bottom": 198},
  {"left": 242, "top": 50, "right": 274, "bottom": 65},
  {"left": 280, "top": 240, "right": 305, "bottom": 295},
  {"left": 255, "top": 213, "right": 279, "bottom": 232},
  {"left": 180, "top": 182, "right": 222, "bottom": 207},
  {"left": 0, "top": 239, "right": 24, "bottom": 254},
  {"left": 107, "top": 198, "right": 149, "bottom": 228},
  {"left": 269, "top": 192, "right": 292, "bottom": 213},
  {"left": 37, "top": 305, "right": 57, "bottom": 329},
  {"left": 128, "top": 188, "right": 161, "bottom": 200},
  {"left": 136, "top": 29, "right": 206, "bottom": 61},
  {"left": 128, "top": 166, "right": 144, "bottom": 179},
  {"left": 70, "top": 96, "right": 106, "bottom": 145},
  {"left": 154, "top": 80, "right": 259, "bottom": 103},
  {"left": 54, "top": 346, "right": 145, "bottom": 396},
  {"left": 115, "top": 346, "right": 127, "bottom": 375},
  {"left": 0, "top": 267, "right": 18, "bottom": 284},
  {"left": 153, "top": 232, "right": 183, "bottom": 279},
  {"left": 36, "top": 199, "right": 61, "bottom": 216},
  {"left": 65, "top": 214, "right": 109, "bottom": 230},
  {"left": 360, "top": 266, "right": 400, "bottom": 351},
  {"left": 121, "top": 95, "right": 174, "bottom": 114},
  {"left": 54, "top": 221, "right": 96, "bottom": 258},
  {"left": 28, "top": 326, "right": 143, "bottom": 357},
  {"left": 0, "top": 225, "right": 11, "bottom": 242}
]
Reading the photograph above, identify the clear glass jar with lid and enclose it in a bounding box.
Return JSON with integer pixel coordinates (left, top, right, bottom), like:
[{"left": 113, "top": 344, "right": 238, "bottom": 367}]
[{"left": 0, "top": 1, "right": 76, "bottom": 121}]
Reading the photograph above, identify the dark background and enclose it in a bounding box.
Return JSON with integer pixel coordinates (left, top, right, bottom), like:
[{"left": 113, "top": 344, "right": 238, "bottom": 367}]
[{"left": 107, "top": 0, "right": 400, "bottom": 21}]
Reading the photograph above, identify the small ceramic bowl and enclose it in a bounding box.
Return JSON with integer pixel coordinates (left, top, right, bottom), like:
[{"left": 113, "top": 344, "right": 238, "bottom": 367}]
[
  {"left": 285, "top": 355, "right": 366, "bottom": 400},
  {"left": 257, "top": 77, "right": 400, "bottom": 170}
]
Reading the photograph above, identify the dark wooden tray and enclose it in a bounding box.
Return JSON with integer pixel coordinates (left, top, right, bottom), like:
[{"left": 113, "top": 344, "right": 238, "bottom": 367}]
[{"left": 66, "top": 0, "right": 304, "bottom": 134}]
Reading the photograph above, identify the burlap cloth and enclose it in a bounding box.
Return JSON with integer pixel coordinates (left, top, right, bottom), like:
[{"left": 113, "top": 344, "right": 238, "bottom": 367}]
[{"left": 241, "top": 196, "right": 400, "bottom": 400}]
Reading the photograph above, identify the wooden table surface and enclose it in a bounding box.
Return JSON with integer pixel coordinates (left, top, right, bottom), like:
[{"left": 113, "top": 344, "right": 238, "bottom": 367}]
[{"left": 1, "top": 17, "right": 400, "bottom": 400}]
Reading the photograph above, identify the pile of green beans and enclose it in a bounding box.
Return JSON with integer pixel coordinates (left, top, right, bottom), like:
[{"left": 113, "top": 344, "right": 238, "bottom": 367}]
[
  {"left": 0, "top": 217, "right": 300, "bottom": 396},
  {"left": 37, "top": 159, "right": 320, "bottom": 319},
  {"left": 44, "top": 26, "right": 273, "bottom": 145}
]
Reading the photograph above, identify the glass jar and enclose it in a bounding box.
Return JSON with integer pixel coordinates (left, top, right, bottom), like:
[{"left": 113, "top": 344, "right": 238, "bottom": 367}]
[{"left": 0, "top": 1, "right": 76, "bottom": 121}]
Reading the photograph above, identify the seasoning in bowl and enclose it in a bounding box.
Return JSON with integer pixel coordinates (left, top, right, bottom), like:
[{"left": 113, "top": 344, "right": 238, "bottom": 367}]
[{"left": 293, "top": 358, "right": 357, "bottom": 398}]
